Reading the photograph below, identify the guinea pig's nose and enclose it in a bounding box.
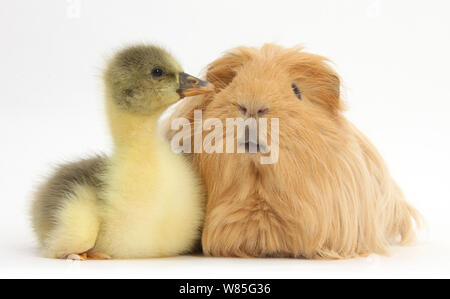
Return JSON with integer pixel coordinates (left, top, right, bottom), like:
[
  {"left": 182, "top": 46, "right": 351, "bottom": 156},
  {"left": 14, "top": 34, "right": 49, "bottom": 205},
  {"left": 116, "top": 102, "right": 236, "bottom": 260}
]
[
  {"left": 238, "top": 105, "right": 269, "bottom": 117},
  {"left": 238, "top": 105, "right": 248, "bottom": 116},
  {"left": 257, "top": 107, "right": 269, "bottom": 117}
]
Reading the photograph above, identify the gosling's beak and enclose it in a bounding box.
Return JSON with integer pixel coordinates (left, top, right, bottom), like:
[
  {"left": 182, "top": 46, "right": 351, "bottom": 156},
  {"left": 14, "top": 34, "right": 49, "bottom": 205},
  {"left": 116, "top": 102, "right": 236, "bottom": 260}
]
[{"left": 177, "top": 72, "right": 214, "bottom": 99}]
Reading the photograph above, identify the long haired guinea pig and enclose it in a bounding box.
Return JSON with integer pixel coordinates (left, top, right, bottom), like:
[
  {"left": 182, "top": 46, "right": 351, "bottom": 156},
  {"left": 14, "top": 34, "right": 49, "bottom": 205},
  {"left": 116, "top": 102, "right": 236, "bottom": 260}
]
[{"left": 163, "top": 44, "right": 422, "bottom": 259}]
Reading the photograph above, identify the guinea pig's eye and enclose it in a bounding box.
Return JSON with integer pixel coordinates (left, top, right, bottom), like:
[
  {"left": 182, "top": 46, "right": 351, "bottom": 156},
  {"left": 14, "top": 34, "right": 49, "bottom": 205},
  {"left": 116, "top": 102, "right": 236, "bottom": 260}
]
[
  {"left": 151, "top": 68, "right": 164, "bottom": 78},
  {"left": 292, "top": 83, "right": 302, "bottom": 100}
]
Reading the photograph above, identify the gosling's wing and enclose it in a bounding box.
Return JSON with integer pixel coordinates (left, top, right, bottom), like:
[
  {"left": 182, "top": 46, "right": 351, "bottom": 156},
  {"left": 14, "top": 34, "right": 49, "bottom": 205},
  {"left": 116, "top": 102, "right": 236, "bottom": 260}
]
[{"left": 31, "top": 155, "right": 108, "bottom": 244}]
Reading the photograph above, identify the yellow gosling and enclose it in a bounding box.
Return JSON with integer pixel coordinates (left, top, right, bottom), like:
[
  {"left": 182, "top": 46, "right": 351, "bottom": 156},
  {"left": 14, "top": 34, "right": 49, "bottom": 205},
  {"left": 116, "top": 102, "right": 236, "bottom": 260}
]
[{"left": 31, "top": 45, "right": 213, "bottom": 259}]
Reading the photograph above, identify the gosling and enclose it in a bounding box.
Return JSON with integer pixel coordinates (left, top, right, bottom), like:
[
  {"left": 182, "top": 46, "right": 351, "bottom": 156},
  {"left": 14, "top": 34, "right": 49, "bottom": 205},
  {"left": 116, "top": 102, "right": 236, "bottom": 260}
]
[{"left": 31, "top": 45, "right": 213, "bottom": 259}]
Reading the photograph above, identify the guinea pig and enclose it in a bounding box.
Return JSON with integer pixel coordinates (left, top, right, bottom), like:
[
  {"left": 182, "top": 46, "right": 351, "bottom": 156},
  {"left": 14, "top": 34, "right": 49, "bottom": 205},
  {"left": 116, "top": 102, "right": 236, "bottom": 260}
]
[{"left": 163, "top": 44, "right": 422, "bottom": 259}]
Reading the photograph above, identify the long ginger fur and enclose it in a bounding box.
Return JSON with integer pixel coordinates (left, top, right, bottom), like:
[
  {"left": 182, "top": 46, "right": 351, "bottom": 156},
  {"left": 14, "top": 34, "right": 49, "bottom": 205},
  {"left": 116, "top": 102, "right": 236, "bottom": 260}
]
[{"left": 164, "top": 44, "right": 422, "bottom": 259}]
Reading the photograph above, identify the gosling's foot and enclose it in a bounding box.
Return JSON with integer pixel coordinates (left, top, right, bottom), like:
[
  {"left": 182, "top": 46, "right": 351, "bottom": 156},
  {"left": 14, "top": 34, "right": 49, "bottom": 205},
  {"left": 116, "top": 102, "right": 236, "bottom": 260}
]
[
  {"left": 65, "top": 252, "right": 111, "bottom": 261},
  {"left": 86, "top": 252, "right": 111, "bottom": 260},
  {"left": 66, "top": 253, "right": 87, "bottom": 261}
]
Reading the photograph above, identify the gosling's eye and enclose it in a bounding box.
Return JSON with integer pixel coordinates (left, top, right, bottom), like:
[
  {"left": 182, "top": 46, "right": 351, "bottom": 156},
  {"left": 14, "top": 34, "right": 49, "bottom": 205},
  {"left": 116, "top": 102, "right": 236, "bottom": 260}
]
[
  {"left": 151, "top": 68, "right": 164, "bottom": 78},
  {"left": 292, "top": 83, "right": 301, "bottom": 100}
]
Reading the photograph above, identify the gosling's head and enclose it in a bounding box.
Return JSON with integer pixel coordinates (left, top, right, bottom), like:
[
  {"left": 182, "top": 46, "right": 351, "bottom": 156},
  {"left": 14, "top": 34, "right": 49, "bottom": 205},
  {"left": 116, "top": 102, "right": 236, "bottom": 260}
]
[{"left": 104, "top": 44, "right": 213, "bottom": 114}]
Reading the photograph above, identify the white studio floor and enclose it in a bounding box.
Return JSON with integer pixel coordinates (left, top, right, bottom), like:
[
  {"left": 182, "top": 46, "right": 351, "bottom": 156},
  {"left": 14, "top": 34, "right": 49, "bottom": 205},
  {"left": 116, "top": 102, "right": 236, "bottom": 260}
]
[{"left": 1, "top": 233, "right": 449, "bottom": 279}]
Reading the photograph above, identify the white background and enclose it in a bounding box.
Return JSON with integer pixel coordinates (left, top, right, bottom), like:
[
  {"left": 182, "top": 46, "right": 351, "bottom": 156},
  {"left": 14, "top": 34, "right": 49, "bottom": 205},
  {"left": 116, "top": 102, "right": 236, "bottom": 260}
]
[{"left": 1, "top": 0, "right": 449, "bottom": 278}]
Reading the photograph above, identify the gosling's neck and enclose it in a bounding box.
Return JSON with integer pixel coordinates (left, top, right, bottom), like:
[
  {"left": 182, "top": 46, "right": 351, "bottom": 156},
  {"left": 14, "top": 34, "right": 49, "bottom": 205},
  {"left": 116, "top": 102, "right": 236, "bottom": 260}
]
[{"left": 106, "top": 100, "right": 168, "bottom": 156}]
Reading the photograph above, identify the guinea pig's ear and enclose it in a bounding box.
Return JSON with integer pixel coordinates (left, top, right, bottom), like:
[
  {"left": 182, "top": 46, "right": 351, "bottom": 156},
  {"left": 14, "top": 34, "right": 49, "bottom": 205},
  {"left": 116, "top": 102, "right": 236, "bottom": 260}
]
[
  {"left": 206, "top": 47, "right": 255, "bottom": 92},
  {"left": 290, "top": 52, "right": 342, "bottom": 114}
]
